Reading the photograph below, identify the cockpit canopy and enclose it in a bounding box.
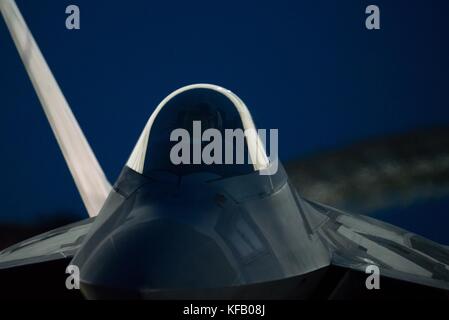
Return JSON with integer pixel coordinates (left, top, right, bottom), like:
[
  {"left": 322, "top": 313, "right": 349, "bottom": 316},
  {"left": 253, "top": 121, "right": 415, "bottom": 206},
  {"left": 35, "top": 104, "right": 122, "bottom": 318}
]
[{"left": 126, "top": 84, "right": 269, "bottom": 178}]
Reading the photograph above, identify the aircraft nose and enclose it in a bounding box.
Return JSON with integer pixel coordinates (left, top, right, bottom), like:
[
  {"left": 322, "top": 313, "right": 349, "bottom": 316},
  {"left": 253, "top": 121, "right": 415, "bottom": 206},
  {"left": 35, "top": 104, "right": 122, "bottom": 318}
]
[{"left": 78, "top": 219, "right": 237, "bottom": 299}]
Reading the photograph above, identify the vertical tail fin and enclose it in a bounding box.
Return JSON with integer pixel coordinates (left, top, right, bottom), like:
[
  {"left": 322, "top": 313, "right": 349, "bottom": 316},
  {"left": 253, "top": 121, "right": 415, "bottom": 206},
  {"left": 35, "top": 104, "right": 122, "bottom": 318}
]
[{"left": 0, "top": 0, "right": 111, "bottom": 217}]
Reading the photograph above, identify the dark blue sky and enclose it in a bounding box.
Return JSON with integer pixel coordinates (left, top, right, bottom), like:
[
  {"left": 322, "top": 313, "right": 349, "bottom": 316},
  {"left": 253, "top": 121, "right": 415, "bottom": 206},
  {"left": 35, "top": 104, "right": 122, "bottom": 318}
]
[{"left": 1, "top": 0, "right": 449, "bottom": 227}]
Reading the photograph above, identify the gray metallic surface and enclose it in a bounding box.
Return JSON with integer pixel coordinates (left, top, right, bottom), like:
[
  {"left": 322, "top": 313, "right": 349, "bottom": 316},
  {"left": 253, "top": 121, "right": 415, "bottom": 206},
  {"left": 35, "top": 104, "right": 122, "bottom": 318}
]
[
  {"left": 72, "top": 163, "right": 331, "bottom": 292},
  {"left": 0, "top": 84, "right": 448, "bottom": 298},
  {"left": 304, "top": 199, "right": 449, "bottom": 290},
  {"left": 0, "top": 218, "right": 94, "bottom": 270}
]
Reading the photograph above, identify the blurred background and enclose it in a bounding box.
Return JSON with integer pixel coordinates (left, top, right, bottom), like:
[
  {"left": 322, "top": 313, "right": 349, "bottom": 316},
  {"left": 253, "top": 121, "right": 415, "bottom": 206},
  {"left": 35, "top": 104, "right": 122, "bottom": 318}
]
[{"left": 0, "top": 0, "right": 448, "bottom": 249}]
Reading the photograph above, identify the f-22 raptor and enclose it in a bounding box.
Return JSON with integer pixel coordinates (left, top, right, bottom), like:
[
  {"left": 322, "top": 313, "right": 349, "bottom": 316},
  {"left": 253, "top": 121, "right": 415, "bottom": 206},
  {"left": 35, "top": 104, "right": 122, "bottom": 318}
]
[{"left": 1, "top": 0, "right": 448, "bottom": 299}]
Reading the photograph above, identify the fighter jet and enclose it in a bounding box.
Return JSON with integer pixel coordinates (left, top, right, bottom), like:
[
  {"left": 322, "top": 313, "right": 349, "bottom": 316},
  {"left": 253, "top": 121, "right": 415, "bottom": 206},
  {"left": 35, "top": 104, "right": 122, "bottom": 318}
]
[{"left": 1, "top": 0, "right": 449, "bottom": 299}]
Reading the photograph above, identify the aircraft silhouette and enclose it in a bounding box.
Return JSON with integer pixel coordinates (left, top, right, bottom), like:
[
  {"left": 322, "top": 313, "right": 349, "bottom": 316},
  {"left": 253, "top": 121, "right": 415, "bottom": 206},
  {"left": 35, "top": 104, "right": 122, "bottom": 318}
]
[{"left": 1, "top": 0, "right": 448, "bottom": 299}]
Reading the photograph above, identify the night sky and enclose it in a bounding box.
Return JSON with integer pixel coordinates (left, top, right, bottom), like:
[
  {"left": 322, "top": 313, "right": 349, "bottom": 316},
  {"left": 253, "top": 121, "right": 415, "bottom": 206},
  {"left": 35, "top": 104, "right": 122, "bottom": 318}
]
[{"left": 1, "top": 0, "right": 449, "bottom": 240}]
